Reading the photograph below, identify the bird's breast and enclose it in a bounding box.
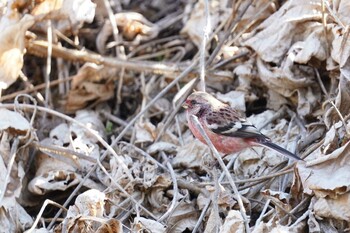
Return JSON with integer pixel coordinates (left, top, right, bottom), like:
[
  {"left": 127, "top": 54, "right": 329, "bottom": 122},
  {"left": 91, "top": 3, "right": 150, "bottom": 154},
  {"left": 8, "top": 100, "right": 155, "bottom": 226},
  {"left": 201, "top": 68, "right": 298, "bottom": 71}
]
[{"left": 187, "top": 113, "right": 252, "bottom": 154}]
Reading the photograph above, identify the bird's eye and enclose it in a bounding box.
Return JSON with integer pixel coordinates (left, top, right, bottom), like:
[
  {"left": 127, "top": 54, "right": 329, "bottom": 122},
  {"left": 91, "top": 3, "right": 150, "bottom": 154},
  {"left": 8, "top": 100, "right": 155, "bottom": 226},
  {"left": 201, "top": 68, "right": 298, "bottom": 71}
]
[{"left": 190, "top": 100, "right": 197, "bottom": 105}]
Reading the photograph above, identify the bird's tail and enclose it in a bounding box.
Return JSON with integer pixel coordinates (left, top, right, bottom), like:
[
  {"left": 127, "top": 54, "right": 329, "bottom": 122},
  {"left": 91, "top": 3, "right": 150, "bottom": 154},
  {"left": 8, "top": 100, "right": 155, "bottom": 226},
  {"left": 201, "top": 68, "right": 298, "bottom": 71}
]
[{"left": 258, "top": 140, "right": 303, "bottom": 161}]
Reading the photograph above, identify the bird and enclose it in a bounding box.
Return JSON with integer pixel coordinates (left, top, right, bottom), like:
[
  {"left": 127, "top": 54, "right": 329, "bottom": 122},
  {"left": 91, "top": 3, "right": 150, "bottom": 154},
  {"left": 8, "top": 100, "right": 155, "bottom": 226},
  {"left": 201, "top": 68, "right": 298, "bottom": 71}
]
[{"left": 182, "top": 91, "right": 302, "bottom": 161}]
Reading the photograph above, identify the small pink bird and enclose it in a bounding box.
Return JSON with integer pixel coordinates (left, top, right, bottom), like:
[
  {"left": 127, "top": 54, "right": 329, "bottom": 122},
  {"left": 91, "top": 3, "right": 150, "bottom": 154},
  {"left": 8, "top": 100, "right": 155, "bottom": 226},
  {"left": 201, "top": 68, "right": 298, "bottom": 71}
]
[{"left": 183, "top": 91, "right": 302, "bottom": 160}]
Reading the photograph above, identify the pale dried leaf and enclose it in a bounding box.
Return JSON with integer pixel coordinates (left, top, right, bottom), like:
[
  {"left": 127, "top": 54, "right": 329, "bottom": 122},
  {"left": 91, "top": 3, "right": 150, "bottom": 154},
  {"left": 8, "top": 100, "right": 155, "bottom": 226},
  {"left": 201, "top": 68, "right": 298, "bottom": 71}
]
[
  {"left": 0, "top": 109, "right": 30, "bottom": 135},
  {"left": 141, "top": 162, "right": 159, "bottom": 189},
  {"left": 217, "top": 189, "right": 237, "bottom": 212},
  {"left": 153, "top": 98, "right": 171, "bottom": 113},
  {"left": 146, "top": 176, "right": 172, "bottom": 212},
  {"left": 0, "top": 202, "right": 33, "bottom": 233},
  {"left": 114, "top": 12, "right": 159, "bottom": 41},
  {"left": 31, "top": 0, "right": 64, "bottom": 15},
  {"left": 32, "top": 0, "right": 95, "bottom": 33},
  {"left": 98, "top": 159, "right": 131, "bottom": 189},
  {"left": 205, "top": 209, "right": 221, "bottom": 233},
  {"left": 261, "top": 189, "right": 290, "bottom": 203},
  {"left": 0, "top": 131, "right": 31, "bottom": 233},
  {"left": 244, "top": 0, "right": 322, "bottom": 63},
  {"left": 67, "top": 64, "right": 116, "bottom": 112},
  {"left": 243, "top": 0, "right": 325, "bottom": 116},
  {"left": 24, "top": 228, "right": 50, "bottom": 233},
  {"left": 233, "top": 148, "right": 262, "bottom": 178},
  {"left": 28, "top": 153, "right": 80, "bottom": 195},
  {"left": 234, "top": 62, "right": 256, "bottom": 94},
  {"left": 256, "top": 58, "right": 319, "bottom": 116},
  {"left": 96, "top": 219, "right": 123, "bottom": 233},
  {"left": 70, "top": 110, "right": 106, "bottom": 144},
  {"left": 307, "top": 208, "right": 321, "bottom": 233},
  {"left": 314, "top": 193, "right": 350, "bottom": 221},
  {"left": 252, "top": 220, "right": 305, "bottom": 233},
  {"left": 173, "top": 139, "right": 208, "bottom": 169},
  {"left": 181, "top": 0, "right": 231, "bottom": 48},
  {"left": 297, "top": 141, "right": 350, "bottom": 197},
  {"left": 324, "top": 76, "right": 350, "bottom": 127},
  {"left": 266, "top": 89, "right": 288, "bottom": 111},
  {"left": 62, "top": 0, "right": 96, "bottom": 24},
  {"left": 133, "top": 217, "right": 166, "bottom": 233},
  {"left": 216, "top": 91, "right": 246, "bottom": 113},
  {"left": 167, "top": 201, "right": 198, "bottom": 233},
  {"left": 0, "top": 14, "right": 34, "bottom": 89},
  {"left": 147, "top": 142, "right": 177, "bottom": 155},
  {"left": 135, "top": 121, "right": 157, "bottom": 143},
  {"left": 61, "top": 189, "right": 105, "bottom": 232},
  {"left": 219, "top": 210, "right": 244, "bottom": 233},
  {"left": 221, "top": 46, "right": 240, "bottom": 59},
  {"left": 330, "top": 11, "right": 350, "bottom": 67},
  {"left": 261, "top": 189, "right": 291, "bottom": 218},
  {"left": 97, "top": 12, "right": 159, "bottom": 53},
  {"left": 29, "top": 111, "right": 105, "bottom": 194}
]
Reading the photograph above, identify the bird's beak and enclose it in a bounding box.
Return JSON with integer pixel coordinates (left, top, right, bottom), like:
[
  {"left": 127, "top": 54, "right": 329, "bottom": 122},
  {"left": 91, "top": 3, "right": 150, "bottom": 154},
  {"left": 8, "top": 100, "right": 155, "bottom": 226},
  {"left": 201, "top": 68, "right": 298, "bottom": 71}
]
[{"left": 182, "top": 101, "right": 189, "bottom": 109}]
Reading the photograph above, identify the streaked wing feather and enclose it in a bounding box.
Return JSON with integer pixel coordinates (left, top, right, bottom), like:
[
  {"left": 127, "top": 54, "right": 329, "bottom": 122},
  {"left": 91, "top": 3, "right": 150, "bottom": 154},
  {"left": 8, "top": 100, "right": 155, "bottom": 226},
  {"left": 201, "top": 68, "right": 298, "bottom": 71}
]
[{"left": 206, "top": 107, "right": 267, "bottom": 140}]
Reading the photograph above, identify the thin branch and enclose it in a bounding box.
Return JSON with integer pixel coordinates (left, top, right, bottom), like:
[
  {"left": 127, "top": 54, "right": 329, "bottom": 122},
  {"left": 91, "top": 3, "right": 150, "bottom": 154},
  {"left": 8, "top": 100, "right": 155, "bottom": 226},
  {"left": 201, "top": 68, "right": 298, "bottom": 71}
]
[
  {"left": 198, "top": 0, "right": 210, "bottom": 92},
  {"left": 206, "top": 0, "right": 254, "bottom": 66},
  {"left": 158, "top": 151, "right": 179, "bottom": 222},
  {"left": 26, "top": 40, "right": 231, "bottom": 80},
  {"left": 26, "top": 200, "right": 67, "bottom": 233},
  {"left": 0, "top": 138, "right": 19, "bottom": 205}
]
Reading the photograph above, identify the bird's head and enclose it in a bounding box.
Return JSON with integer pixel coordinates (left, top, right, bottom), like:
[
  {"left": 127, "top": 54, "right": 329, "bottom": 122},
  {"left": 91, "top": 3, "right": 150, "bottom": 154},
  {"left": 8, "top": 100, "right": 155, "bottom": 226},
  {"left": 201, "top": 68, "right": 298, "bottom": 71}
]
[{"left": 183, "top": 91, "right": 224, "bottom": 116}]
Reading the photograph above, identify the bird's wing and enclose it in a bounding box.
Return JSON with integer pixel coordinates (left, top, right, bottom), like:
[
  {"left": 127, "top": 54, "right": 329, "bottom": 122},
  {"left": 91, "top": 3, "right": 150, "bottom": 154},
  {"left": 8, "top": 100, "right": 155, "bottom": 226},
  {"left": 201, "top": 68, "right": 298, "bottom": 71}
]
[{"left": 205, "top": 107, "right": 268, "bottom": 140}]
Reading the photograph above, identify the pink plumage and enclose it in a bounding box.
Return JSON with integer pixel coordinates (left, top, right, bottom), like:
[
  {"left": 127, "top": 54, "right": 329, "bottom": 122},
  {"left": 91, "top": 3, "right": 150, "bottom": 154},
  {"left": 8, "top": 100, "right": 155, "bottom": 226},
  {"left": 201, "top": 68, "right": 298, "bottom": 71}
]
[{"left": 183, "top": 91, "right": 302, "bottom": 160}]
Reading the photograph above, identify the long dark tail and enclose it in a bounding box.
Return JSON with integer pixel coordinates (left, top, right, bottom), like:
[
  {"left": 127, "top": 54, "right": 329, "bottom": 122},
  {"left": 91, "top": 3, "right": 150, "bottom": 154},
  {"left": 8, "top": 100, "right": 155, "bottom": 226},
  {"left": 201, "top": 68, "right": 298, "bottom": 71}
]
[{"left": 258, "top": 141, "right": 303, "bottom": 161}]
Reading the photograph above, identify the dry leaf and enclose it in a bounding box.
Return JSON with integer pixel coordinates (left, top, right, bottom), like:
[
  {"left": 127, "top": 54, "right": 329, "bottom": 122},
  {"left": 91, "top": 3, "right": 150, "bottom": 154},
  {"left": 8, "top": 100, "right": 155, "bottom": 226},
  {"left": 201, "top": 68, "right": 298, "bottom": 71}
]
[
  {"left": 66, "top": 64, "right": 116, "bottom": 112},
  {"left": 28, "top": 152, "right": 80, "bottom": 195},
  {"left": 256, "top": 58, "right": 319, "bottom": 116},
  {"left": 205, "top": 209, "right": 222, "bottom": 233},
  {"left": 60, "top": 189, "right": 106, "bottom": 233},
  {"left": 0, "top": 109, "right": 30, "bottom": 135},
  {"left": 173, "top": 138, "right": 209, "bottom": 170},
  {"left": 133, "top": 217, "right": 166, "bottom": 233},
  {"left": 29, "top": 111, "right": 105, "bottom": 194},
  {"left": 0, "top": 131, "right": 32, "bottom": 232},
  {"left": 244, "top": 0, "right": 325, "bottom": 116},
  {"left": 298, "top": 141, "right": 350, "bottom": 198},
  {"left": 181, "top": 0, "right": 231, "bottom": 48},
  {"left": 324, "top": 76, "right": 350, "bottom": 128},
  {"left": 313, "top": 193, "right": 350, "bottom": 221},
  {"left": 32, "top": 0, "right": 95, "bottom": 33},
  {"left": 261, "top": 189, "right": 292, "bottom": 219},
  {"left": 234, "top": 62, "right": 256, "bottom": 94},
  {"left": 252, "top": 222, "right": 305, "bottom": 233},
  {"left": 0, "top": 14, "right": 34, "bottom": 89},
  {"left": 216, "top": 91, "right": 246, "bottom": 113},
  {"left": 96, "top": 12, "right": 159, "bottom": 53},
  {"left": 167, "top": 201, "right": 198, "bottom": 233},
  {"left": 219, "top": 210, "right": 245, "bottom": 233},
  {"left": 244, "top": 0, "right": 323, "bottom": 64},
  {"left": 31, "top": 0, "right": 64, "bottom": 15},
  {"left": 96, "top": 219, "right": 122, "bottom": 233},
  {"left": 135, "top": 120, "right": 157, "bottom": 143},
  {"left": 147, "top": 142, "right": 177, "bottom": 155},
  {"left": 146, "top": 175, "right": 172, "bottom": 214},
  {"left": 4, "top": 0, "right": 349, "bottom": 231}
]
